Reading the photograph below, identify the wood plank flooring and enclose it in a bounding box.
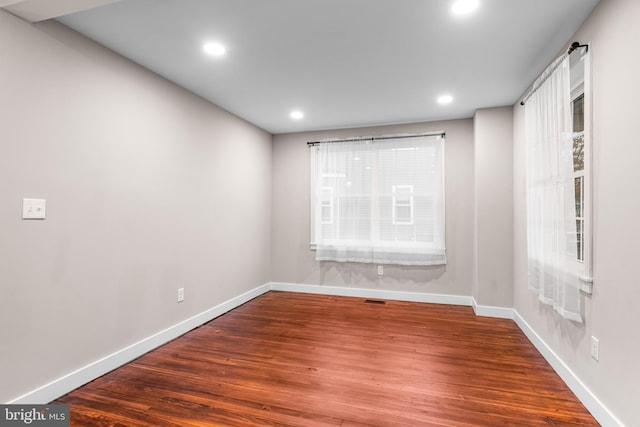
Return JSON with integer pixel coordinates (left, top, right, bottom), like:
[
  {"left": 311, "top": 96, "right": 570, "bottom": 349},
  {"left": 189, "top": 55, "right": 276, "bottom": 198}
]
[{"left": 54, "top": 291, "right": 599, "bottom": 426}]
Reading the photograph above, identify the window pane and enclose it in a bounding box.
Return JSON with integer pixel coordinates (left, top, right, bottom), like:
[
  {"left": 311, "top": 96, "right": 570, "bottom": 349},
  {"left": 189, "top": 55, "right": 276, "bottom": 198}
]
[
  {"left": 573, "top": 134, "right": 584, "bottom": 172},
  {"left": 573, "top": 94, "right": 584, "bottom": 133},
  {"left": 574, "top": 176, "right": 583, "bottom": 217},
  {"left": 338, "top": 196, "right": 370, "bottom": 240},
  {"left": 576, "top": 219, "right": 584, "bottom": 262},
  {"left": 573, "top": 94, "right": 584, "bottom": 173}
]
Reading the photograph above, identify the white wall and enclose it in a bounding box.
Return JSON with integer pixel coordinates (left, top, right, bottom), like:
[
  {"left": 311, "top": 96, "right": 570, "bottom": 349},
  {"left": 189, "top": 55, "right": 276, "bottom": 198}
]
[
  {"left": 0, "top": 10, "right": 272, "bottom": 403},
  {"left": 271, "top": 120, "right": 474, "bottom": 296},
  {"left": 473, "top": 108, "right": 514, "bottom": 307},
  {"left": 513, "top": 0, "right": 640, "bottom": 424}
]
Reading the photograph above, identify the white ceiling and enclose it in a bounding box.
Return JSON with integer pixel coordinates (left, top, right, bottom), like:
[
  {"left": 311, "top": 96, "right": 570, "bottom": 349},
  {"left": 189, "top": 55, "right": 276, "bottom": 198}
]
[{"left": 7, "top": 0, "right": 600, "bottom": 134}]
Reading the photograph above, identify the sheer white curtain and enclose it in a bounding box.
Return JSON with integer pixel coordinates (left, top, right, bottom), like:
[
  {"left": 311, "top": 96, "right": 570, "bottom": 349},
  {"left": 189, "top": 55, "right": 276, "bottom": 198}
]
[
  {"left": 525, "top": 56, "right": 582, "bottom": 322},
  {"left": 313, "top": 135, "right": 446, "bottom": 266}
]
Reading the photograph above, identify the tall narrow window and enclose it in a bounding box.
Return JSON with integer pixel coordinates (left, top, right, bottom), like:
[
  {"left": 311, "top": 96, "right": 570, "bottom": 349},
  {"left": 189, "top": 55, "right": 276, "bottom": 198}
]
[
  {"left": 570, "top": 48, "right": 592, "bottom": 293},
  {"left": 572, "top": 94, "right": 585, "bottom": 262},
  {"left": 524, "top": 46, "right": 591, "bottom": 322},
  {"left": 310, "top": 134, "right": 446, "bottom": 266}
]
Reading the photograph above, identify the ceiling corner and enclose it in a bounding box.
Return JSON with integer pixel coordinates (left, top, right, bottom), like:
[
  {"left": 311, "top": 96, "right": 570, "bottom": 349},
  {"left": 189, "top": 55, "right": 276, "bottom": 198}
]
[{"left": 2, "top": 0, "right": 122, "bottom": 22}]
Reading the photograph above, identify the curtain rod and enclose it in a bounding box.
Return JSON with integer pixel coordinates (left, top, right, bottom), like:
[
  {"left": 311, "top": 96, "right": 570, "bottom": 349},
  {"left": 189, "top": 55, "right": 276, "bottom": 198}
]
[
  {"left": 520, "top": 42, "right": 588, "bottom": 106},
  {"left": 307, "top": 131, "right": 445, "bottom": 146}
]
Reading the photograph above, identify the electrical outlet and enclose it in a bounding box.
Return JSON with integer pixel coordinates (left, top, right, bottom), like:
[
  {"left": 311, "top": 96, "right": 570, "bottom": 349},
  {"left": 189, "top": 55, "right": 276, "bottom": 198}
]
[
  {"left": 22, "top": 198, "right": 46, "bottom": 219},
  {"left": 377, "top": 265, "right": 384, "bottom": 276},
  {"left": 177, "top": 288, "right": 185, "bottom": 303},
  {"left": 590, "top": 336, "right": 599, "bottom": 361}
]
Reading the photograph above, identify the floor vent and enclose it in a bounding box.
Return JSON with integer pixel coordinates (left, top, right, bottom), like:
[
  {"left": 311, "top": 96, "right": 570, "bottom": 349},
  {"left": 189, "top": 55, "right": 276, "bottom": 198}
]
[{"left": 364, "top": 299, "right": 386, "bottom": 305}]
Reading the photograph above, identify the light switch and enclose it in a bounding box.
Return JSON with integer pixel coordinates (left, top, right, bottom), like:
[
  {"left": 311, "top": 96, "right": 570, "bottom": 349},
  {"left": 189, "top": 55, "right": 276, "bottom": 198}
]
[{"left": 22, "top": 198, "right": 46, "bottom": 219}]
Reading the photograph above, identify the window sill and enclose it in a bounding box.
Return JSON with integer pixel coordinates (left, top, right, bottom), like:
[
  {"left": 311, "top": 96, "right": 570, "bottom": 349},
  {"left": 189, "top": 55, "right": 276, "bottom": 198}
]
[{"left": 579, "top": 275, "right": 593, "bottom": 294}]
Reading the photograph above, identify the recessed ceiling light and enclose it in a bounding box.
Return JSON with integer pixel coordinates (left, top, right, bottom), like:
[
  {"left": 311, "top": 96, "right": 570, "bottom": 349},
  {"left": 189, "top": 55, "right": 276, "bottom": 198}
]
[
  {"left": 452, "top": 0, "right": 479, "bottom": 15},
  {"left": 437, "top": 94, "right": 454, "bottom": 104},
  {"left": 203, "top": 42, "right": 226, "bottom": 56},
  {"left": 290, "top": 110, "right": 304, "bottom": 120}
]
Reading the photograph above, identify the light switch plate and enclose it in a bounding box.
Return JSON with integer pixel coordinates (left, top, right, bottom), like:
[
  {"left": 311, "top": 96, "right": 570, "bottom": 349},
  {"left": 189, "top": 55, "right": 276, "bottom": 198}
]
[{"left": 22, "top": 198, "right": 46, "bottom": 219}]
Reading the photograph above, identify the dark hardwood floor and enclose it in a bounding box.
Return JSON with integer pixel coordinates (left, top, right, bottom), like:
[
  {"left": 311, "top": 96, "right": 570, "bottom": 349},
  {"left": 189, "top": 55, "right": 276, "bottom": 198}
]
[{"left": 55, "top": 291, "right": 599, "bottom": 426}]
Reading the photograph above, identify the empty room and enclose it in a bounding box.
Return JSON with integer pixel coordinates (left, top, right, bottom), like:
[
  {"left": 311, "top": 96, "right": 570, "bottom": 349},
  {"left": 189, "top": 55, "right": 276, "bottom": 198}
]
[{"left": 1, "top": 0, "right": 638, "bottom": 425}]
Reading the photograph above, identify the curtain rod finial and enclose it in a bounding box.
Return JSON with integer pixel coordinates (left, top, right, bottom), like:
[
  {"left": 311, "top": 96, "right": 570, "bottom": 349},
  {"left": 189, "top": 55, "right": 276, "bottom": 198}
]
[{"left": 568, "top": 41, "right": 588, "bottom": 55}]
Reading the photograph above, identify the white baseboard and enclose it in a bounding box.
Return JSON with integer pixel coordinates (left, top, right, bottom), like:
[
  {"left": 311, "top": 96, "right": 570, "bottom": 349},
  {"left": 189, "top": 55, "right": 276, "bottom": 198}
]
[
  {"left": 8, "top": 283, "right": 271, "bottom": 405},
  {"left": 269, "top": 282, "right": 474, "bottom": 306},
  {"left": 513, "top": 311, "right": 623, "bottom": 427},
  {"left": 8, "top": 281, "right": 621, "bottom": 426},
  {"left": 471, "top": 297, "right": 514, "bottom": 319}
]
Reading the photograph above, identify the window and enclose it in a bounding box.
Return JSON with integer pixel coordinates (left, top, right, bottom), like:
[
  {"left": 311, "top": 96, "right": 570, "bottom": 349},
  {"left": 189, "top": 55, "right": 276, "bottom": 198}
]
[
  {"left": 569, "top": 48, "right": 592, "bottom": 289},
  {"left": 572, "top": 94, "right": 585, "bottom": 262},
  {"left": 310, "top": 133, "right": 446, "bottom": 266},
  {"left": 524, "top": 45, "right": 591, "bottom": 322}
]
